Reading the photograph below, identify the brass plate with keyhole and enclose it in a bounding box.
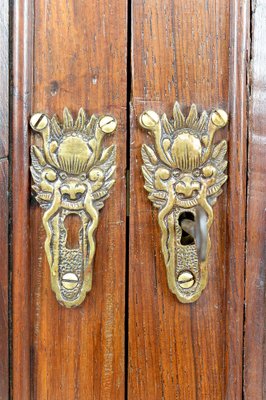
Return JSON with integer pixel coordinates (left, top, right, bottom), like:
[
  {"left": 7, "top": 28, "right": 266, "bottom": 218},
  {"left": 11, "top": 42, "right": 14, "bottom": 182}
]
[
  {"left": 139, "top": 102, "right": 228, "bottom": 303},
  {"left": 30, "top": 108, "right": 117, "bottom": 307}
]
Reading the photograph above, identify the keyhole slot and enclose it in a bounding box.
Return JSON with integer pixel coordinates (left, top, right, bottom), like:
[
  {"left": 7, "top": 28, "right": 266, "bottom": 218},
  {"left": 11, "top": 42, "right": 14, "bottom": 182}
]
[
  {"left": 64, "top": 214, "right": 82, "bottom": 249},
  {"left": 178, "top": 212, "right": 195, "bottom": 245}
]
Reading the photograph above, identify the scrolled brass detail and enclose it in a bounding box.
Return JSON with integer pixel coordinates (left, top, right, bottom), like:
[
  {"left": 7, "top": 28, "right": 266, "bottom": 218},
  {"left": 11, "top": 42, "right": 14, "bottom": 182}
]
[
  {"left": 140, "top": 102, "right": 228, "bottom": 303},
  {"left": 30, "top": 108, "right": 117, "bottom": 307}
]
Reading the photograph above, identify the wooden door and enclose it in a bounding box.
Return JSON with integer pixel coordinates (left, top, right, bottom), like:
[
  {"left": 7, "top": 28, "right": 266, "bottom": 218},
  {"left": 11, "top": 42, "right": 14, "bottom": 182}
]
[
  {"left": 11, "top": 0, "right": 127, "bottom": 399},
  {"left": 129, "top": 0, "right": 248, "bottom": 398},
  {"left": 0, "top": 0, "right": 265, "bottom": 399}
]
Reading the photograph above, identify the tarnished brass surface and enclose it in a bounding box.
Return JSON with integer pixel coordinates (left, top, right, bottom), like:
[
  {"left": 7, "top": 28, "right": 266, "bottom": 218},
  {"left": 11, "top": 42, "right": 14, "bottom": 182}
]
[
  {"left": 140, "top": 103, "right": 228, "bottom": 303},
  {"left": 30, "top": 108, "right": 117, "bottom": 307}
]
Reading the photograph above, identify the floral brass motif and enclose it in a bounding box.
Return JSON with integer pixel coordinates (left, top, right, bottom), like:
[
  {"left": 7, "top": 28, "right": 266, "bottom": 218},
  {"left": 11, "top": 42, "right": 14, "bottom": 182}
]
[
  {"left": 139, "top": 103, "right": 228, "bottom": 303},
  {"left": 30, "top": 108, "right": 117, "bottom": 307}
]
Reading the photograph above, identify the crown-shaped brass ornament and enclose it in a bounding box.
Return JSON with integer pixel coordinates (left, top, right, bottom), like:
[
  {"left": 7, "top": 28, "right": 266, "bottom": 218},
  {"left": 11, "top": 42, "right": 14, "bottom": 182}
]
[
  {"left": 30, "top": 108, "right": 117, "bottom": 307},
  {"left": 140, "top": 102, "right": 228, "bottom": 303}
]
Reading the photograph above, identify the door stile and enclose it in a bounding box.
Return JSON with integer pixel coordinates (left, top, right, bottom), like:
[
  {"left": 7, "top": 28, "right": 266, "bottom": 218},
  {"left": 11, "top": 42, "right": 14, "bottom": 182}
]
[
  {"left": 0, "top": 0, "right": 10, "bottom": 398},
  {"left": 244, "top": 0, "right": 266, "bottom": 397},
  {"left": 12, "top": 0, "right": 34, "bottom": 398},
  {"left": 226, "top": 0, "right": 250, "bottom": 398}
]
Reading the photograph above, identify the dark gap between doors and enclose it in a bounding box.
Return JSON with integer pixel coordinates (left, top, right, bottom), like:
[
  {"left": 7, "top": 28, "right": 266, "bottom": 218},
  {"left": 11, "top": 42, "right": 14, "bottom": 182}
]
[{"left": 125, "top": 0, "right": 132, "bottom": 398}]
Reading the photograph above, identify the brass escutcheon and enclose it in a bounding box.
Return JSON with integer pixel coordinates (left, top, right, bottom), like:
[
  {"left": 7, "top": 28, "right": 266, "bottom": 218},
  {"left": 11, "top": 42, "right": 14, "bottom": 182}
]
[
  {"left": 139, "top": 102, "right": 228, "bottom": 303},
  {"left": 30, "top": 108, "right": 117, "bottom": 307}
]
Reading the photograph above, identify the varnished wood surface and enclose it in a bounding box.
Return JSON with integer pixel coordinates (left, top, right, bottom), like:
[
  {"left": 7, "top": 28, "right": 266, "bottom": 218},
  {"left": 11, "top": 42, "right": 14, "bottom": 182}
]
[
  {"left": 129, "top": 0, "right": 248, "bottom": 399},
  {"left": 0, "top": 0, "right": 8, "bottom": 157},
  {"left": 12, "top": 0, "right": 33, "bottom": 398},
  {"left": 225, "top": 1, "right": 250, "bottom": 397},
  {"left": 30, "top": 1, "right": 127, "bottom": 399},
  {"left": 10, "top": 0, "right": 260, "bottom": 398},
  {"left": 0, "top": 160, "right": 9, "bottom": 399},
  {"left": 0, "top": 1, "right": 9, "bottom": 397},
  {"left": 244, "top": 1, "right": 266, "bottom": 398}
]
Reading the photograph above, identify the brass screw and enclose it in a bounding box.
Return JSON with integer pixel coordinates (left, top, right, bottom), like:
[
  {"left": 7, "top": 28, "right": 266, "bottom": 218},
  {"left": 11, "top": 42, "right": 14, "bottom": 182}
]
[
  {"left": 177, "top": 271, "right": 195, "bottom": 289},
  {"left": 211, "top": 109, "right": 228, "bottom": 128},
  {"left": 139, "top": 110, "right": 160, "bottom": 129},
  {"left": 30, "top": 113, "right": 49, "bottom": 131},
  {"left": 99, "top": 115, "right": 117, "bottom": 133},
  {"left": 61, "top": 273, "right": 79, "bottom": 290}
]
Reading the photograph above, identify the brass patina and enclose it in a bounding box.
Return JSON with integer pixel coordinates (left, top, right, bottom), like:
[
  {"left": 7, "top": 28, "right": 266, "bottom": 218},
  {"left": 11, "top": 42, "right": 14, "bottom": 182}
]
[
  {"left": 140, "top": 103, "right": 228, "bottom": 303},
  {"left": 30, "top": 108, "right": 117, "bottom": 307}
]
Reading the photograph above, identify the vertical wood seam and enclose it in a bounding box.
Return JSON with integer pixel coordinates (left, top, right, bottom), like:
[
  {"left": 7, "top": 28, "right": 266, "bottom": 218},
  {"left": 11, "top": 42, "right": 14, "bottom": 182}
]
[
  {"left": 125, "top": 0, "right": 132, "bottom": 397},
  {"left": 243, "top": 0, "right": 252, "bottom": 397}
]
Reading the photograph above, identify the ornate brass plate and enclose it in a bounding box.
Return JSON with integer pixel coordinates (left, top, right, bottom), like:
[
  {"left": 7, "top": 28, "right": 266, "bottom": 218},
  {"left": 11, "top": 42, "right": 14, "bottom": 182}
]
[
  {"left": 30, "top": 108, "right": 117, "bottom": 307},
  {"left": 139, "top": 102, "right": 228, "bottom": 303}
]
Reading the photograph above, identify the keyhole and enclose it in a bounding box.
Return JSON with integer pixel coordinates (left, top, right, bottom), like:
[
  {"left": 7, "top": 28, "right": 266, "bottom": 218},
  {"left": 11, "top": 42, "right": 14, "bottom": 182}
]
[
  {"left": 64, "top": 214, "right": 82, "bottom": 249},
  {"left": 178, "top": 212, "right": 195, "bottom": 245}
]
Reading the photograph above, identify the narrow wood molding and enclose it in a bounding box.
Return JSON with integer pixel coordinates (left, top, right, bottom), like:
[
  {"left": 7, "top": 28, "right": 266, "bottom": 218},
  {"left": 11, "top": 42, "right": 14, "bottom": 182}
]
[
  {"left": 226, "top": 0, "right": 250, "bottom": 398},
  {"left": 0, "top": 160, "right": 9, "bottom": 399},
  {"left": 12, "top": 0, "right": 33, "bottom": 398},
  {"left": 244, "top": 0, "right": 266, "bottom": 397},
  {"left": 0, "top": 0, "right": 9, "bottom": 397}
]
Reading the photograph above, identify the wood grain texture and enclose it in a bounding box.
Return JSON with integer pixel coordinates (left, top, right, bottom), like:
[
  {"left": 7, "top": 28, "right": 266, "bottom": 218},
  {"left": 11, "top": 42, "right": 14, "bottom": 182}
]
[
  {"left": 244, "top": 1, "right": 266, "bottom": 398},
  {"left": 0, "top": 2, "right": 9, "bottom": 397},
  {"left": 129, "top": 0, "right": 248, "bottom": 399},
  {"left": 12, "top": 0, "right": 33, "bottom": 398},
  {"left": 0, "top": 0, "right": 9, "bottom": 157},
  {"left": 0, "top": 160, "right": 9, "bottom": 399},
  {"left": 226, "top": 1, "right": 249, "bottom": 397},
  {"left": 30, "top": 1, "right": 127, "bottom": 399}
]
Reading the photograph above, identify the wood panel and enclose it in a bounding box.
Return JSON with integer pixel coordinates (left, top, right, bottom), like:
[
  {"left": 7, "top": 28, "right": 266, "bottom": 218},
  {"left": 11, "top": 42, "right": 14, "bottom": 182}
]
[
  {"left": 0, "top": 0, "right": 8, "bottom": 157},
  {"left": 244, "top": 1, "right": 266, "bottom": 398},
  {"left": 0, "top": 160, "right": 9, "bottom": 399},
  {"left": 129, "top": 0, "right": 248, "bottom": 399},
  {"left": 29, "top": 1, "right": 127, "bottom": 399}
]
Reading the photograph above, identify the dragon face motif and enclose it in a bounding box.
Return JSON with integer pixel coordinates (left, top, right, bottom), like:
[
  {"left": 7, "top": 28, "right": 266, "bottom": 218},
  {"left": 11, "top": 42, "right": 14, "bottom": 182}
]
[
  {"left": 140, "top": 103, "right": 228, "bottom": 303},
  {"left": 30, "top": 108, "right": 117, "bottom": 307}
]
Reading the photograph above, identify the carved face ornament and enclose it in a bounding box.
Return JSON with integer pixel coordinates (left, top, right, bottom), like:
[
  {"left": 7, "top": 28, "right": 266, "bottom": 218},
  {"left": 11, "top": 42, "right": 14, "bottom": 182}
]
[
  {"left": 140, "top": 103, "right": 228, "bottom": 302},
  {"left": 30, "top": 108, "right": 117, "bottom": 307}
]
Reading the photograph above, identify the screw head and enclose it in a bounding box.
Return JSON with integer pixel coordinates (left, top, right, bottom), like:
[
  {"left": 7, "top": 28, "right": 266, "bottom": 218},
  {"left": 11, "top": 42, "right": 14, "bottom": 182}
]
[
  {"left": 139, "top": 110, "right": 160, "bottom": 129},
  {"left": 211, "top": 109, "right": 228, "bottom": 128},
  {"left": 99, "top": 115, "right": 117, "bottom": 133},
  {"left": 30, "top": 113, "right": 49, "bottom": 131},
  {"left": 61, "top": 273, "right": 79, "bottom": 290},
  {"left": 177, "top": 271, "right": 195, "bottom": 289}
]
